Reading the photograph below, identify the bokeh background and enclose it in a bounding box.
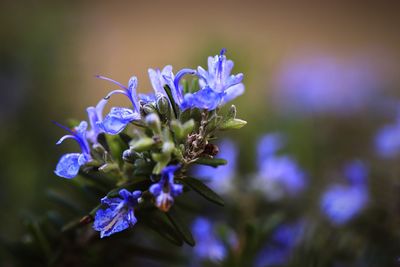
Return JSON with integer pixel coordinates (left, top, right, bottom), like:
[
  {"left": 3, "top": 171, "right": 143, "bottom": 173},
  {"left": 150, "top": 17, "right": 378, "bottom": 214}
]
[{"left": 1, "top": 1, "right": 400, "bottom": 266}]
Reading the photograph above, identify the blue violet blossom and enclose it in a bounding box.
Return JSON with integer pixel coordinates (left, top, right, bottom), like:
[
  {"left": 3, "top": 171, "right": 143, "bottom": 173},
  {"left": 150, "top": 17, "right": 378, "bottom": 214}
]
[
  {"left": 180, "top": 49, "right": 245, "bottom": 110},
  {"left": 93, "top": 189, "right": 142, "bottom": 238},
  {"left": 149, "top": 165, "right": 183, "bottom": 212},
  {"left": 96, "top": 75, "right": 141, "bottom": 134},
  {"left": 253, "top": 133, "right": 306, "bottom": 200},
  {"left": 192, "top": 139, "right": 237, "bottom": 195},
  {"left": 86, "top": 98, "right": 107, "bottom": 143},
  {"left": 54, "top": 121, "right": 91, "bottom": 179},
  {"left": 320, "top": 160, "right": 368, "bottom": 225},
  {"left": 254, "top": 222, "right": 304, "bottom": 267},
  {"left": 374, "top": 110, "right": 400, "bottom": 158},
  {"left": 191, "top": 217, "right": 227, "bottom": 263}
]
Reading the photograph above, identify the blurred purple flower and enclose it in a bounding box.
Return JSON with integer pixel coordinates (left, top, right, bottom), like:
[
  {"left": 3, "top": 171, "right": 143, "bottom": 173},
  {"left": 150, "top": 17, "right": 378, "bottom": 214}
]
[
  {"left": 374, "top": 111, "right": 400, "bottom": 158},
  {"left": 191, "top": 217, "right": 227, "bottom": 262},
  {"left": 343, "top": 160, "right": 368, "bottom": 185},
  {"left": 256, "top": 133, "right": 285, "bottom": 169},
  {"left": 273, "top": 54, "right": 380, "bottom": 116},
  {"left": 192, "top": 139, "right": 237, "bottom": 195},
  {"left": 253, "top": 133, "right": 306, "bottom": 200},
  {"left": 321, "top": 186, "right": 368, "bottom": 226},
  {"left": 320, "top": 160, "right": 368, "bottom": 225},
  {"left": 254, "top": 222, "right": 304, "bottom": 267}
]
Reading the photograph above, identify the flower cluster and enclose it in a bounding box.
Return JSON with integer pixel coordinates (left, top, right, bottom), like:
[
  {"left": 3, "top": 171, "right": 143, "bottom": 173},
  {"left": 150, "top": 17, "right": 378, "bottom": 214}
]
[{"left": 53, "top": 49, "right": 246, "bottom": 238}]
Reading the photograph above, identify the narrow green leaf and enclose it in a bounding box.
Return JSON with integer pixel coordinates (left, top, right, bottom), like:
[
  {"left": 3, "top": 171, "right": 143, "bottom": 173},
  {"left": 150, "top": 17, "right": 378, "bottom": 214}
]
[
  {"left": 138, "top": 209, "right": 183, "bottom": 246},
  {"left": 194, "top": 157, "right": 227, "bottom": 167},
  {"left": 178, "top": 177, "right": 224, "bottom": 206},
  {"left": 166, "top": 208, "right": 195, "bottom": 246}
]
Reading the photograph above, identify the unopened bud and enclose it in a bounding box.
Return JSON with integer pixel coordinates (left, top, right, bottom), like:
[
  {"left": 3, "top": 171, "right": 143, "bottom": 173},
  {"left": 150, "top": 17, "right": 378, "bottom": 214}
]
[
  {"left": 145, "top": 113, "right": 161, "bottom": 133},
  {"left": 122, "top": 149, "right": 140, "bottom": 163},
  {"left": 156, "top": 95, "right": 170, "bottom": 115},
  {"left": 142, "top": 103, "right": 156, "bottom": 115}
]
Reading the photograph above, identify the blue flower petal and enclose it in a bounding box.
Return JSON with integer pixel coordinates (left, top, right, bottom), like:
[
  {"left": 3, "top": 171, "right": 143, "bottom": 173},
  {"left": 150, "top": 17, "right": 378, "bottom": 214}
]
[
  {"left": 221, "top": 83, "right": 245, "bottom": 105},
  {"left": 55, "top": 153, "right": 85, "bottom": 179},
  {"left": 99, "top": 107, "right": 140, "bottom": 134},
  {"left": 86, "top": 99, "right": 107, "bottom": 143},
  {"left": 93, "top": 207, "right": 131, "bottom": 238},
  {"left": 149, "top": 183, "right": 162, "bottom": 196},
  {"left": 171, "top": 184, "right": 183, "bottom": 196},
  {"left": 181, "top": 87, "right": 222, "bottom": 110}
]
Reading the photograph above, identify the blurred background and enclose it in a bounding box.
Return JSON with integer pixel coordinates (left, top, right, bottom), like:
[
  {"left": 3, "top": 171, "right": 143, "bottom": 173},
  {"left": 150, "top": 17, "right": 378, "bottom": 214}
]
[{"left": 1, "top": 1, "right": 400, "bottom": 266}]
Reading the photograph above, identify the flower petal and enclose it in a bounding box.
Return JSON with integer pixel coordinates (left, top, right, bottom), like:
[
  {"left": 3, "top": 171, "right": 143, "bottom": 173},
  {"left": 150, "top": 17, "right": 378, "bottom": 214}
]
[
  {"left": 54, "top": 153, "right": 84, "bottom": 179},
  {"left": 181, "top": 87, "right": 222, "bottom": 110},
  {"left": 99, "top": 107, "right": 140, "bottom": 135},
  {"left": 221, "top": 83, "right": 245, "bottom": 105},
  {"left": 93, "top": 208, "right": 131, "bottom": 238}
]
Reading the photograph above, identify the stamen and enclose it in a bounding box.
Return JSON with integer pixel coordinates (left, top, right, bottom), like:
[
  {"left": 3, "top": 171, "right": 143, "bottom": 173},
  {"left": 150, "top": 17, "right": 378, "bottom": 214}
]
[
  {"left": 52, "top": 121, "right": 75, "bottom": 135},
  {"left": 220, "top": 48, "right": 227, "bottom": 56},
  {"left": 96, "top": 75, "right": 129, "bottom": 90}
]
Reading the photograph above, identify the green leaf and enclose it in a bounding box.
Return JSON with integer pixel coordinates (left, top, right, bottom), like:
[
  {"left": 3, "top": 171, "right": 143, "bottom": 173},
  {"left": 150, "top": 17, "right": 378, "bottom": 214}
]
[
  {"left": 166, "top": 208, "right": 195, "bottom": 246},
  {"left": 46, "top": 189, "right": 84, "bottom": 214},
  {"left": 178, "top": 177, "right": 224, "bottom": 206},
  {"left": 219, "top": 118, "right": 247, "bottom": 130},
  {"left": 138, "top": 209, "right": 183, "bottom": 246},
  {"left": 194, "top": 157, "right": 227, "bottom": 167}
]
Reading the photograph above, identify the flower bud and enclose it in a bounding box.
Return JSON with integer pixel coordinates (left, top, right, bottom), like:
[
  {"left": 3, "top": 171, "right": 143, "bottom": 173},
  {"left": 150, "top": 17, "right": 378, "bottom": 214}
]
[
  {"left": 122, "top": 149, "right": 140, "bottom": 163},
  {"left": 145, "top": 113, "right": 161, "bottom": 133},
  {"left": 142, "top": 103, "right": 156, "bottom": 115},
  {"left": 156, "top": 95, "right": 170, "bottom": 115}
]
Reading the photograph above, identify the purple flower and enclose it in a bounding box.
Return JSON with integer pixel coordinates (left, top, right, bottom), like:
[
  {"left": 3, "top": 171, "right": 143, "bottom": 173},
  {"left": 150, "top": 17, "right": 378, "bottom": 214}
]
[
  {"left": 54, "top": 121, "right": 91, "bottom": 179},
  {"left": 321, "top": 186, "right": 368, "bottom": 226},
  {"left": 148, "top": 65, "right": 174, "bottom": 98},
  {"left": 93, "top": 189, "right": 141, "bottom": 238},
  {"left": 254, "top": 222, "right": 304, "bottom": 267},
  {"left": 191, "top": 217, "right": 227, "bottom": 262},
  {"left": 273, "top": 54, "right": 380, "bottom": 116},
  {"left": 374, "top": 111, "right": 400, "bottom": 158},
  {"left": 86, "top": 98, "right": 107, "bottom": 143},
  {"left": 95, "top": 75, "right": 141, "bottom": 134},
  {"left": 343, "top": 160, "right": 368, "bottom": 185},
  {"left": 149, "top": 165, "right": 183, "bottom": 212},
  {"left": 192, "top": 139, "right": 237, "bottom": 195},
  {"left": 139, "top": 93, "right": 157, "bottom": 105},
  {"left": 256, "top": 133, "right": 285, "bottom": 169},
  {"left": 253, "top": 134, "right": 306, "bottom": 200},
  {"left": 180, "top": 49, "right": 245, "bottom": 110},
  {"left": 148, "top": 65, "right": 195, "bottom": 107},
  {"left": 320, "top": 161, "right": 368, "bottom": 225}
]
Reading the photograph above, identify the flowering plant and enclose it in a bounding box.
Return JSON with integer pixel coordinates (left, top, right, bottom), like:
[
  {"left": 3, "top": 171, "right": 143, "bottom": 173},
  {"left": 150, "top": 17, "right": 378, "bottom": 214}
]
[{"left": 53, "top": 49, "right": 246, "bottom": 240}]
